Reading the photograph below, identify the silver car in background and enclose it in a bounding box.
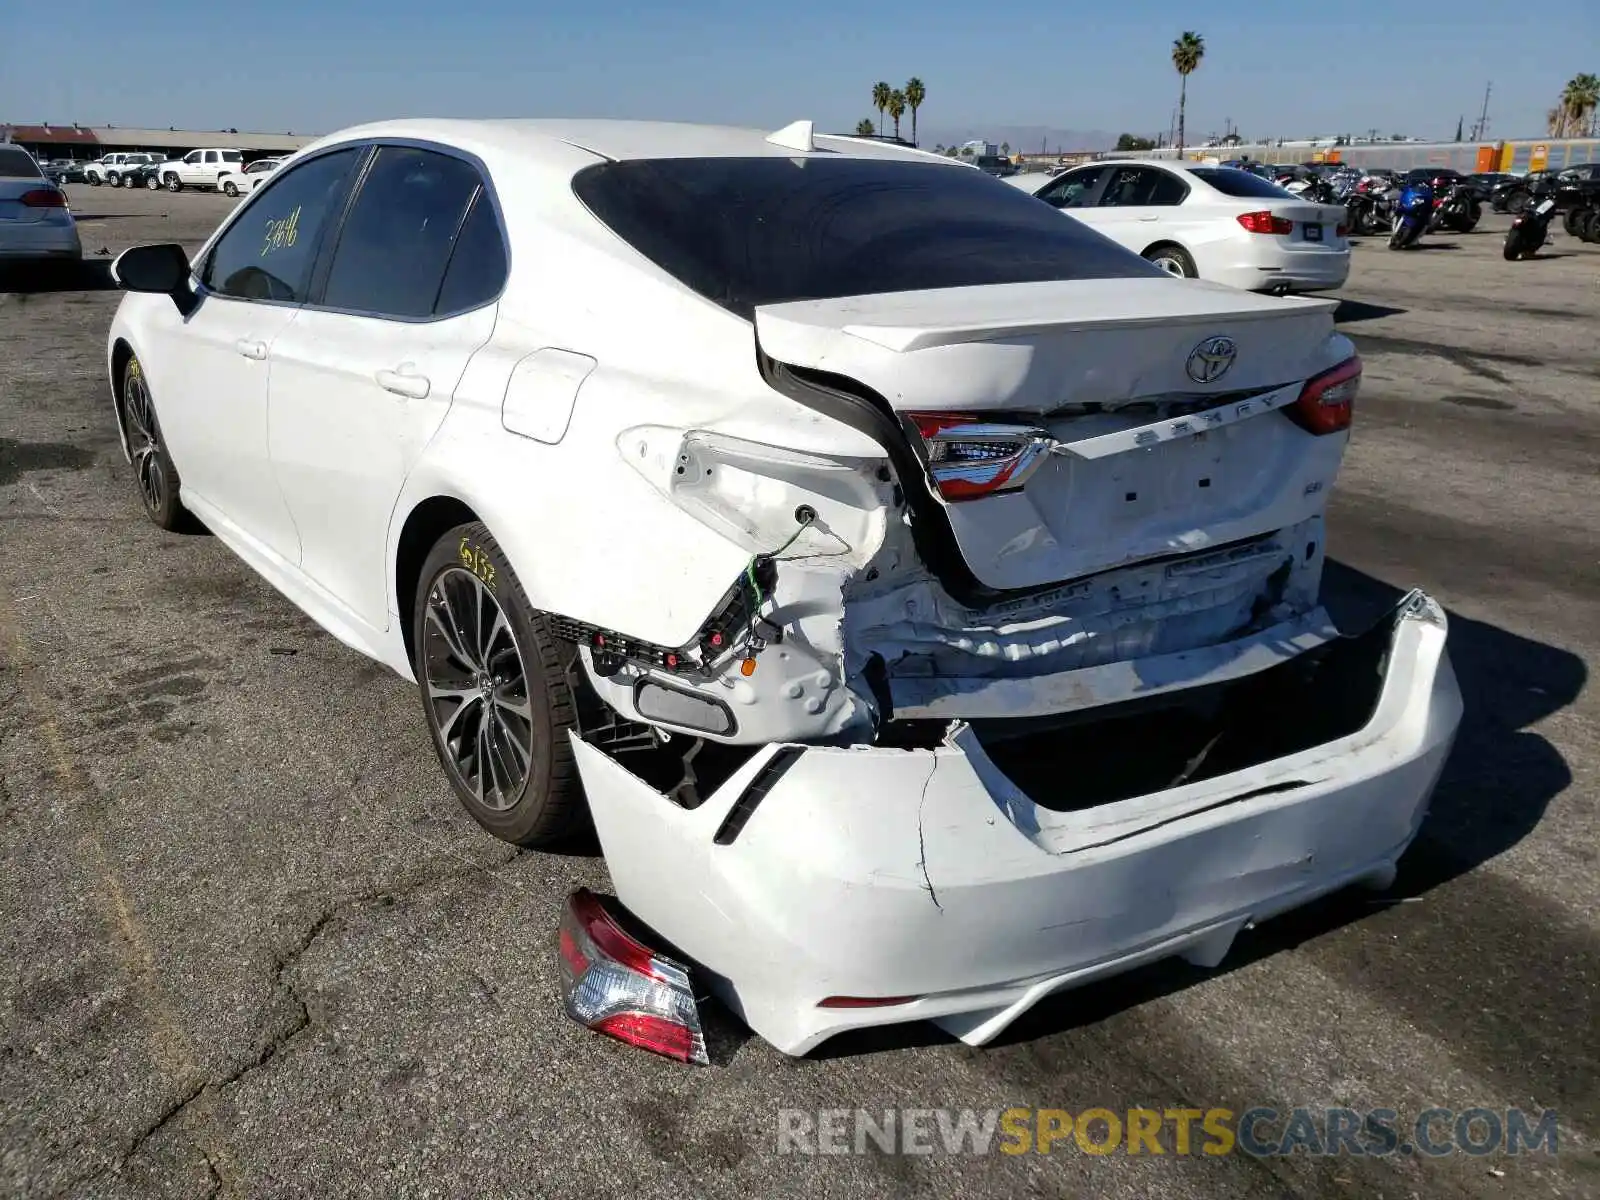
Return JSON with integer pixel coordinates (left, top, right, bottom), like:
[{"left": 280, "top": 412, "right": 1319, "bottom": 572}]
[{"left": 0, "top": 145, "right": 82, "bottom": 265}]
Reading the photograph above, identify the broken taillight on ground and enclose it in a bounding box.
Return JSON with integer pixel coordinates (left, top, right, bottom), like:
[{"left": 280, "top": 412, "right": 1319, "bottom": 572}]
[{"left": 556, "top": 888, "right": 709, "bottom": 1065}]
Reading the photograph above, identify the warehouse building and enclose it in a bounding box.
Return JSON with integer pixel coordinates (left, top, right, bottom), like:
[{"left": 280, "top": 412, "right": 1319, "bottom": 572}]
[{"left": 0, "top": 123, "right": 316, "bottom": 162}]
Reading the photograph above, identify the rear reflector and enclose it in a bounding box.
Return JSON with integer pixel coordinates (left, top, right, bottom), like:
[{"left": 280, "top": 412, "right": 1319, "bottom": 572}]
[
  {"left": 1287, "top": 355, "right": 1361, "bottom": 435},
  {"left": 557, "top": 889, "right": 708, "bottom": 1064},
  {"left": 1236, "top": 210, "right": 1295, "bottom": 235},
  {"left": 907, "top": 413, "right": 1052, "bottom": 502},
  {"left": 818, "top": 995, "right": 921, "bottom": 1009},
  {"left": 19, "top": 188, "right": 66, "bottom": 208}
]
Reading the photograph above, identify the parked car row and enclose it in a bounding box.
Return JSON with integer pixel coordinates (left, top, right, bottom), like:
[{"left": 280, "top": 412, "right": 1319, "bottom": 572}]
[{"left": 59, "top": 147, "right": 280, "bottom": 194}]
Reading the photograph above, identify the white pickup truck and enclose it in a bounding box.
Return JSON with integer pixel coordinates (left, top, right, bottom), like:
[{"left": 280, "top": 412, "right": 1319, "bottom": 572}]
[{"left": 154, "top": 148, "right": 246, "bottom": 192}]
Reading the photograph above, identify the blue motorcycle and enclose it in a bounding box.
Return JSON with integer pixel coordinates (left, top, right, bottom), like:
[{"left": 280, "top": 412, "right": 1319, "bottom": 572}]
[{"left": 1388, "top": 182, "right": 1434, "bottom": 249}]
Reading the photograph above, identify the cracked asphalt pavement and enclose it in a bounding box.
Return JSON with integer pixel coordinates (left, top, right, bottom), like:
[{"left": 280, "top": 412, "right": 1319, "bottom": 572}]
[{"left": 2, "top": 186, "right": 1597, "bottom": 1199}]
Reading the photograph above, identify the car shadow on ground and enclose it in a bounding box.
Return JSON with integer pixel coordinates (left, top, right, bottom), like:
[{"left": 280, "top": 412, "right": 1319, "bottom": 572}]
[
  {"left": 812, "top": 560, "right": 1584, "bottom": 1060},
  {"left": 0, "top": 258, "right": 116, "bottom": 294},
  {"left": 1333, "top": 299, "right": 1407, "bottom": 323}
]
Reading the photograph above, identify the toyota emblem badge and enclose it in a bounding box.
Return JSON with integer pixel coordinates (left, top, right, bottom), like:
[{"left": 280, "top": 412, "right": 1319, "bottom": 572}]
[{"left": 1186, "top": 336, "right": 1238, "bottom": 384}]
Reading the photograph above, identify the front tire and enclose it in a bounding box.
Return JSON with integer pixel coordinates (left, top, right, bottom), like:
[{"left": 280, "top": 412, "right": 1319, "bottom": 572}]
[
  {"left": 120, "top": 358, "right": 189, "bottom": 531},
  {"left": 222, "top": 180, "right": 239, "bottom": 197},
  {"left": 414, "top": 523, "right": 584, "bottom": 847},
  {"left": 1506, "top": 191, "right": 1529, "bottom": 215},
  {"left": 165, "top": 174, "right": 182, "bottom": 192},
  {"left": 1142, "top": 244, "right": 1197, "bottom": 278}
]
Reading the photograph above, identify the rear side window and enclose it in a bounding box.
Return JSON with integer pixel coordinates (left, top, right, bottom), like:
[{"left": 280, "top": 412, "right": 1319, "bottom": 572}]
[
  {"left": 320, "top": 146, "right": 485, "bottom": 319},
  {"left": 1099, "top": 167, "right": 1189, "bottom": 207},
  {"left": 0, "top": 147, "right": 43, "bottom": 178},
  {"left": 573, "top": 156, "right": 1159, "bottom": 318},
  {"left": 202, "top": 147, "right": 363, "bottom": 303},
  {"left": 434, "top": 191, "right": 508, "bottom": 315},
  {"left": 1188, "top": 168, "right": 1295, "bottom": 199},
  {"left": 222, "top": 151, "right": 243, "bottom": 162}
]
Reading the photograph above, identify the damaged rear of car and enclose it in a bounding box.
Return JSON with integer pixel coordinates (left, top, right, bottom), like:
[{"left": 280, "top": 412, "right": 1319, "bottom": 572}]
[
  {"left": 548, "top": 148, "right": 1465, "bottom": 1057},
  {"left": 543, "top": 149, "right": 1462, "bottom": 1055}
]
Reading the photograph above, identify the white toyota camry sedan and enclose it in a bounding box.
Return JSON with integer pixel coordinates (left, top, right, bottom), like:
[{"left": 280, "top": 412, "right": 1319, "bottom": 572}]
[
  {"left": 106, "top": 118, "right": 1459, "bottom": 1059},
  {"left": 1007, "top": 158, "right": 1351, "bottom": 293}
]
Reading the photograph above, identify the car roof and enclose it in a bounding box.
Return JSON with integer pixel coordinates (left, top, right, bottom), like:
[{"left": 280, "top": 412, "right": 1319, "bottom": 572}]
[{"left": 297, "top": 118, "right": 967, "bottom": 171}]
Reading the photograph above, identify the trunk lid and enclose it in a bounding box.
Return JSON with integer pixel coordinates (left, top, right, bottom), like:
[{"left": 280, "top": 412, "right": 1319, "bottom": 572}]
[{"left": 756, "top": 276, "right": 1348, "bottom": 591}]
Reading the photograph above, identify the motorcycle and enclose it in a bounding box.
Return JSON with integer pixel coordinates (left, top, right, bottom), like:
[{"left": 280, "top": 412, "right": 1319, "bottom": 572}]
[
  {"left": 1343, "top": 190, "right": 1383, "bottom": 236},
  {"left": 1297, "top": 176, "right": 1339, "bottom": 204},
  {"left": 1388, "top": 181, "right": 1434, "bottom": 249},
  {"left": 1428, "top": 182, "right": 1481, "bottom": 234},
  {"left": 1503, "top": 194, "right": 1557, "bottom": 259}
]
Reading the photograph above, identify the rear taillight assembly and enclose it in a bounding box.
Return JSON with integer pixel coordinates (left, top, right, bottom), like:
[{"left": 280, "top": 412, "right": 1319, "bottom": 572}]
[
  {"left": 19, "top": 188, "right": 66, "bottom": 208},
  {"left": 1237, "top": 210, "right": 1295, "bottom": 235},
  {"left": 557, "top": 889, "right": 708, "bottom": 1064},
  {"left": 907, "top": 413, "right": 1052, "bottom": 502},
  {"left": 1335, "top": 222, "right": 1350, "bottom": 237},
  {"left": 1287, "top": 355, "right": 1361, "bottom": 435}
]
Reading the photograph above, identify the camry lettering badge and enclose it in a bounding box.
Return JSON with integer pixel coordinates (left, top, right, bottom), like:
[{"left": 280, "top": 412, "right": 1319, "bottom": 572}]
[{"left": 1186, "top": 336, "right": 1238, "bottom": 384}]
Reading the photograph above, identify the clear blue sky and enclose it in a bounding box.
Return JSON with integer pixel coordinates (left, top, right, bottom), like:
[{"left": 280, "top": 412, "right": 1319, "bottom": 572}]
[{"left": 2, "top": 0, "right": 1595, "bottom": 143}]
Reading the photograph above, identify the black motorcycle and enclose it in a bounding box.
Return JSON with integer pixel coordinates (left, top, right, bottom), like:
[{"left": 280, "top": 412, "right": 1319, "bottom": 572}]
[
  {"left": 1428, "top": 182, "right": 1481, "bottom": 233},
  {"left": 1342, "top": 185, "right": 1388, "bottom": 236},
  {"left": 1503, "top": 194, "right": 1557, "bottom": 259}
]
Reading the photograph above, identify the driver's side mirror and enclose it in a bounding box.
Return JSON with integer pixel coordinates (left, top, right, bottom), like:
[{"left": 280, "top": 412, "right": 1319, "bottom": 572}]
[{"left": 111, "top": 243, "right": 199, "bottom": 316}]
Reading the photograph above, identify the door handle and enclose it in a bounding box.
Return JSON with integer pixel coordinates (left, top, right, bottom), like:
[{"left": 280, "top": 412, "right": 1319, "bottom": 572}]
[
  {"left": 235, "top": 338, "right": 267, "bottom": 360},
  {"left": 375, "top": 366, "right": 431, "bottom": 400},
  {"left": 1137, "top": 214, "right": 1160, "bottom": 222}
]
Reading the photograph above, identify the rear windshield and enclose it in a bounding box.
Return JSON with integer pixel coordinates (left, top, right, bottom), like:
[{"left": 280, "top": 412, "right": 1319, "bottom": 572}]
[
  {"left": 0, "top": 147, "right": 43, "bottom": 178},
  {"left": 573, "top": 156, "right": 1160, "bottom": 318},
  {"left": 1188, "top": 167, "right": 1294, "bottom": 198}
]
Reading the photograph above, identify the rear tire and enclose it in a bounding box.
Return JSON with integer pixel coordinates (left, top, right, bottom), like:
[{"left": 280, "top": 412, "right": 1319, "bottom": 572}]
[
  {"left": 1563, "top": 207, "right": 1583, "bottom": 237},
  {"left": 1506, "top": 191, "right": 1529, "bottom": 215},
  {"left": 120, "top": 357, "right": 190, "bottom": 531},
  {"left": 1142, "top": 244, "right": 1197, "bottom": 278},
  {"left": 413, "top": 523, "right": 585, "bottom": 847},
  {"left": 146, "top": 174, "right": 160, "bottom": 190}
]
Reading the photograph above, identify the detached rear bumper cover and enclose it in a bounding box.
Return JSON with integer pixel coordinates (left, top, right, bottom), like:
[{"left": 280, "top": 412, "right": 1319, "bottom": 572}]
[{"left": 573, "top": 591, "right": 1461, "bottom": 1056}]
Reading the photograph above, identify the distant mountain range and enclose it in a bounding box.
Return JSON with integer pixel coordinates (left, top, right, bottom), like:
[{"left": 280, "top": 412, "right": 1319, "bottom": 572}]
[{"left": 909, "top": 125, "right": 1120, "bottom": 153}]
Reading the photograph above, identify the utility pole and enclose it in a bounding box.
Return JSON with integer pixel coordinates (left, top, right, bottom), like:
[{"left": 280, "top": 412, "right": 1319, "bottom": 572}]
[{"left": 1470, "top": 81, "right": 1492, "bottom": 141}]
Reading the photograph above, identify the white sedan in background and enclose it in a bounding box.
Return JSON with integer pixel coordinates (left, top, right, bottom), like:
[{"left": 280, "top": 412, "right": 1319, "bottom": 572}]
[
  {"left": 104, "top": 119, "right": 1456, "bottom": 1060},
  {"left": 1008, "top": 159, "right": 1350, "bottom": 293},
  {"left": 216, "top": 158, "right": 282, "bottom": 197},
  {"left": 0, "top": 145, "right": 81, "bottom": 265}
]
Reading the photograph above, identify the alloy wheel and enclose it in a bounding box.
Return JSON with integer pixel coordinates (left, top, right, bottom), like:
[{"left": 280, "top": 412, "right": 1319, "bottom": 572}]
[
  {"left": 122, "top": 369, "right": 167, "bottom": 517},
  {"left": 421, "top": 567, "right": 536, "bottom": 812}
]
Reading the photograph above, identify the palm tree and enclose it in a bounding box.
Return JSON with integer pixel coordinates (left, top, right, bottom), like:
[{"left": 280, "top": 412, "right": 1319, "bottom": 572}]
[
  {"left": 1171, "top": 32, "right": 1205, "bottom": 156},
  {"left": 872, "top": 82, "right": 892, "bottom": 137},
  {"left": 888, "top": 89, "right": 907, "bottom": 140},
  {"left": 904, "top": 77, "right": 926, "bottom": 146},
  {"left": 1559, "top": 73, "right": 1599, "bottom": 138},
  {"left": 855, "top": 118, "right": 876, "bottom": 137}
]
